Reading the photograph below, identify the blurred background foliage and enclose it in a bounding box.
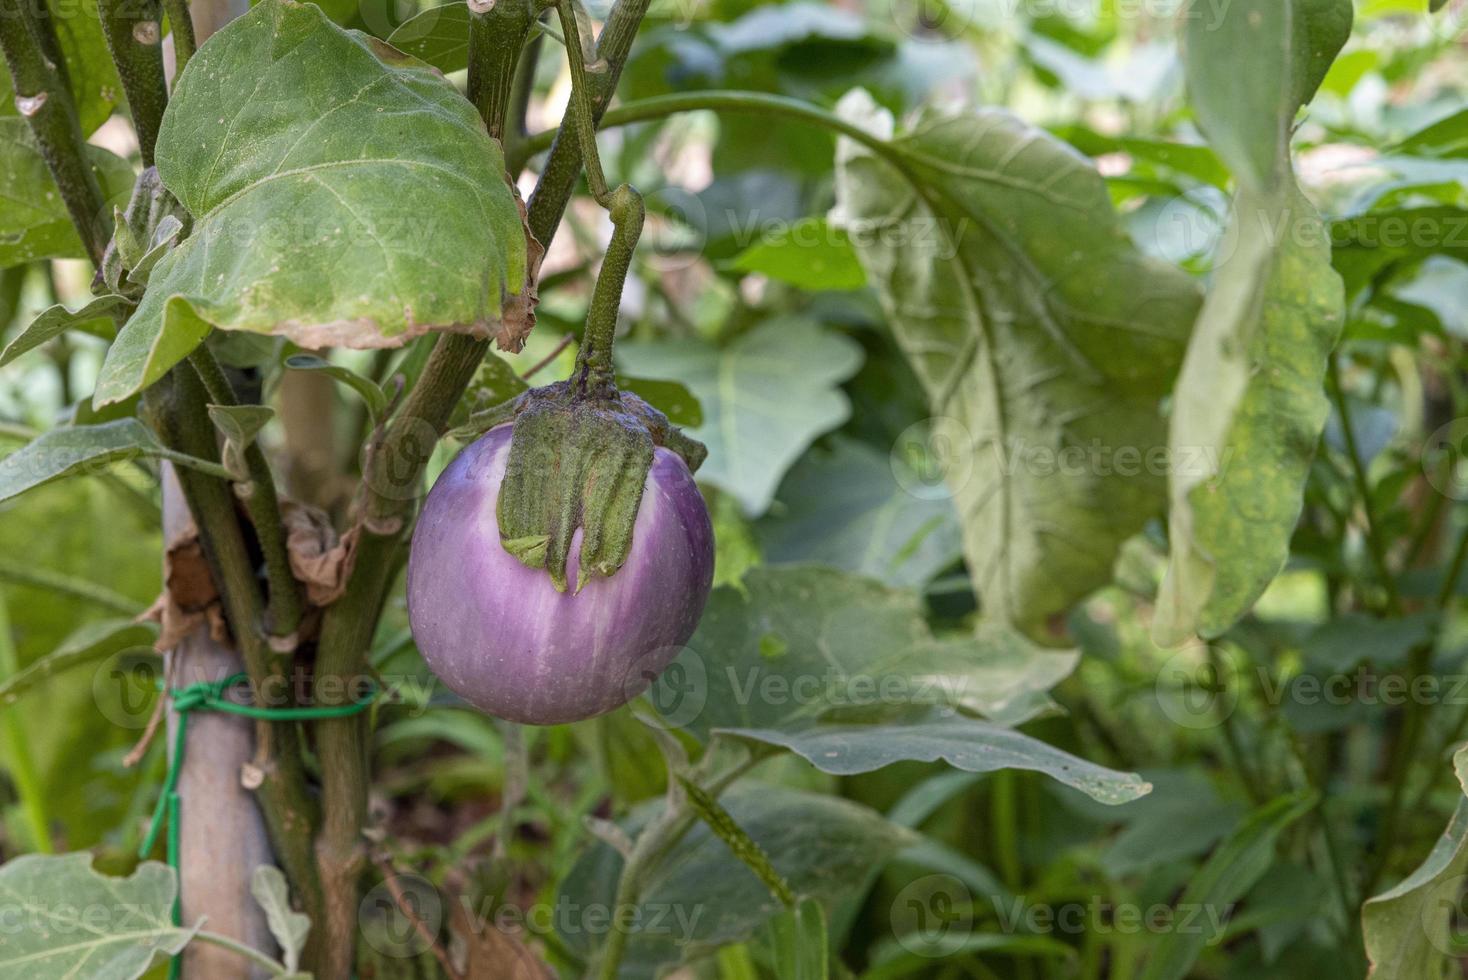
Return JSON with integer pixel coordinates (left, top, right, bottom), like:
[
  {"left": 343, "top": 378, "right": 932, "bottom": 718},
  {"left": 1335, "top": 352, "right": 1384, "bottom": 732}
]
[{"left": 3, "top": 0, "right": 1468, "bottom": 977}]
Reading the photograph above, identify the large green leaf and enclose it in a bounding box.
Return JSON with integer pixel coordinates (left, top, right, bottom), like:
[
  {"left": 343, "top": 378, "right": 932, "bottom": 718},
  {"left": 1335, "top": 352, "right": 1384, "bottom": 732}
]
[
  {"left": 832, "top": 92, "right": 1201, "bottom": 637},
  {"left": 723, "top": 715, "right": 1151, "bottom": 805},
  {"left": 1138, "top": 792, "right": 1317, "bottom": 980},
  {"left": 652, "top": 566, "right": 1079, "bottom": 739},
  {"left": 557, "top": 785, "right": 913, "bottom": 979},
  {"left": 0, "top": 853, "right": 193, "bottom": 979},
  {"left": 0, "top": 120, "right": 134, "bottom": 269},
  {"left": 1363, "top": 752, "right": 1468, "bottom": 979},
  {"left": 753, "top": 436, "right": 961, "bottom": 588},
  {"left": 94, "top": 0, "right": 534, "bottom": 406},
  {"left": 618, "top": 317, "right": 863, "bottom": 515},
  {"left": 1153, "top": 0, "right": 1348, "bottom": 644},
  {"left": 0, "top": 0, "right": 121, "bottom": 135}
]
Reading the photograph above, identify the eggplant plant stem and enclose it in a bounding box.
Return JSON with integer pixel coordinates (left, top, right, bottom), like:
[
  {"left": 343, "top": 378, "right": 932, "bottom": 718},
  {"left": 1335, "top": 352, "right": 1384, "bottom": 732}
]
[
  {"left": 163, "top": 0, "right": 198, "bottom": 70},
  {"left": 467, "top": 0, "right": 536, "bottom": 142},
  {"left": 188, "top": 347, "right": 306, "bottom": 642},
  {"left": 144, "top": 369, "right": 325, "bottom": 969},
  {"left": 0, "top": 0, "right": 110, "bottom": 264},
  {"left": 97, "top": 0, "right": 171, "bottom": 166}
]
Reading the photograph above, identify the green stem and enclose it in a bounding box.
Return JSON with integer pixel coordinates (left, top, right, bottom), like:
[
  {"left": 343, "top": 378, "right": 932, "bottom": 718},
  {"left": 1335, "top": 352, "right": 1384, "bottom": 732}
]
[
  {"left": 0, "top": 595, "right": 53, "bottom": 852},
  {"left": 96, "top": 0, "right": 170, "bottom": 166},
  {"left": 516, "top": 90, "right": 893, "bottom": 169},
  {"left": 1327, "top": 358, "right": 1401, "bottom": 615},
  {"left": 524, "top": 0, "right": 652, "bottom": 247},
  {"left": 190, "top": 928, "right": 294, "bottom": 977},
  {"left": 467, "top": 0, "right": 537, "bottom": 142},
  {"left": 154, "top": 447, "right": 237, "bottom": 483},
  {"left": 575, "top": 185, "right": 643, "bottom": 391},
  {"left": 593, "top": 753, "right": 756, "bottom": 980},
  {"left": 0, "top": 559, "right": 142, "bottom": 615},
  {"left": 188, "top": 347, "right": 305, "bottom": 642},
  {"left": 0, "top": 0, "right": 110, "bottom": 264},
  {"left": 552, "top": 0, "right": 610, "bottom": 204},
  {"left": 163, "top": 0, "right": 197, "bottom": 71}
]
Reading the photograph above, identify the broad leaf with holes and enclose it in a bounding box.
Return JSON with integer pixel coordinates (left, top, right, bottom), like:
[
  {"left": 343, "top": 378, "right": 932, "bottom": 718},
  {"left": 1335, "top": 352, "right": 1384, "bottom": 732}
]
[
  {"left": 618, "top": 317, "right": 863, "bottom": 515},
  {"left": 832, "top": 91, "right": 1201, "bottom": 638},
  {"left": 0, "top": 853, "right": 194, "bottom": 978},
  {"left": 94, "top": 0, "right": 534, "bottom": 406},
  {"left": 0, "top": 120, "right": 133, "bottom": 269}
]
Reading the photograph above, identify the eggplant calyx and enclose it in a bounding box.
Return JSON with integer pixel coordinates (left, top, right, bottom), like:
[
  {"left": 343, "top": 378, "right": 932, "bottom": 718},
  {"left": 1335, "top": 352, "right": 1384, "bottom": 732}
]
[{"left": 495, "top": 380, "right": 705, "bottom": 592}]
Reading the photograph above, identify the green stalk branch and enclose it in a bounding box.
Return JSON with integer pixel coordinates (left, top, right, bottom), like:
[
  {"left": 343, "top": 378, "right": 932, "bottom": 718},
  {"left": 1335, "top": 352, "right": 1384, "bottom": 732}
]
[
  {"left": 97, "top": 0, "right": 170, "bottom": 166},
  {"left": 0, "top": 0, "right": 110, "bottom": 264},
  {"left": 467, "top": 0, "right": 536, "bottom": 142},
  {"left": 188, "top": 347, "right": 305, "bottom": 643},
  {"left": 0, "top": 559, "right": 144, "bottom": 615},
  {"left": 524, "top": 0, "right": 651, "bottom": 247},
  {"left": 144, "top": 368, "right": 324, "bottom": 967},
  {"left": 593, "top": 753, "right": 757, "bottom": 979},
  {"left": 163, "top": 0, "right": 198, "bottom": 71},
  {"left": 513, "top": 90, "right": 892, "bottom": 173}
]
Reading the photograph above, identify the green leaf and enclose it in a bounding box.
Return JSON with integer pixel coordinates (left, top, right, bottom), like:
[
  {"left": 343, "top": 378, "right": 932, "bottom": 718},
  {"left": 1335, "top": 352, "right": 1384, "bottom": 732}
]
[
  {"left": 616, "top": 376, "right": 704, "bottom": 428},
  {"left": 385, "top": 1, "right": 471, "bottom": 72},
  {"left": 0, "top": 852, "right": 193, "bottom": 979},
  {"left": 1182, "top": 0, "right": 1351, "bottom": 191},
  {"left": 0, "top": 421, "right": 161, "bottom": 503},
  {"left": 284, "top": 354, "right": 388, "bottom": 421},
  {"left": 206, "top": 405, "right": 274, "bottom": 450},
  {"left": 725, "top": 714, "right": 1150, "bottom": 806},
  {"left": 0, "top": 296, "right": 127, "bottom": 368},
  {"left": 753, "top": 436, "right": 961, "bottom": 588},
  {"left": 653, "top": 566, "right": 1079, "bottom": 739},
  {"left": 1138, "top": 791, "right": 1317, "bottom": 980},
  {"left": 832, "top": 91, "right": 1200, "bottom": 637},
  {"left": 250, "top": 865, "right": 311, "bottom": 974},
  {"left": 0, "top": 619, "right": 159, "bottom": 707},
  {"left": 0, "top": 0, "right": 122, "bottom": 135},
  {"left": 1363, "top": 747, "right": 1468, "bottom": 979},
  {"left": 207, "top": 404, "right": 275, "bottom": 478},
  {"left": 618, "top": 316, "right": 863, "bottom": 515},
  {"left": 1395, "top": 109, "right": 1468, "bottom": 158},
  {"left": 95, "top": 0, "right": 533, "bottom": 406},
  {"left": 0, "top": 120, "right": 134, "bottom": 269},
  {"left": 726, "top": 218, "right": 867, "bottom": 291},
  {"left": 557, "top": 785, "right": 913, "bottom": 978}
]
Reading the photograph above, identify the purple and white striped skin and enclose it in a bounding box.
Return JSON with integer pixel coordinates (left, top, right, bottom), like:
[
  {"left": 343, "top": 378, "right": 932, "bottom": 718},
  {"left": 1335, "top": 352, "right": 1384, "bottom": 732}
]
[{"left": 406, "top": 425, "right": 715, "bottom": 725}]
